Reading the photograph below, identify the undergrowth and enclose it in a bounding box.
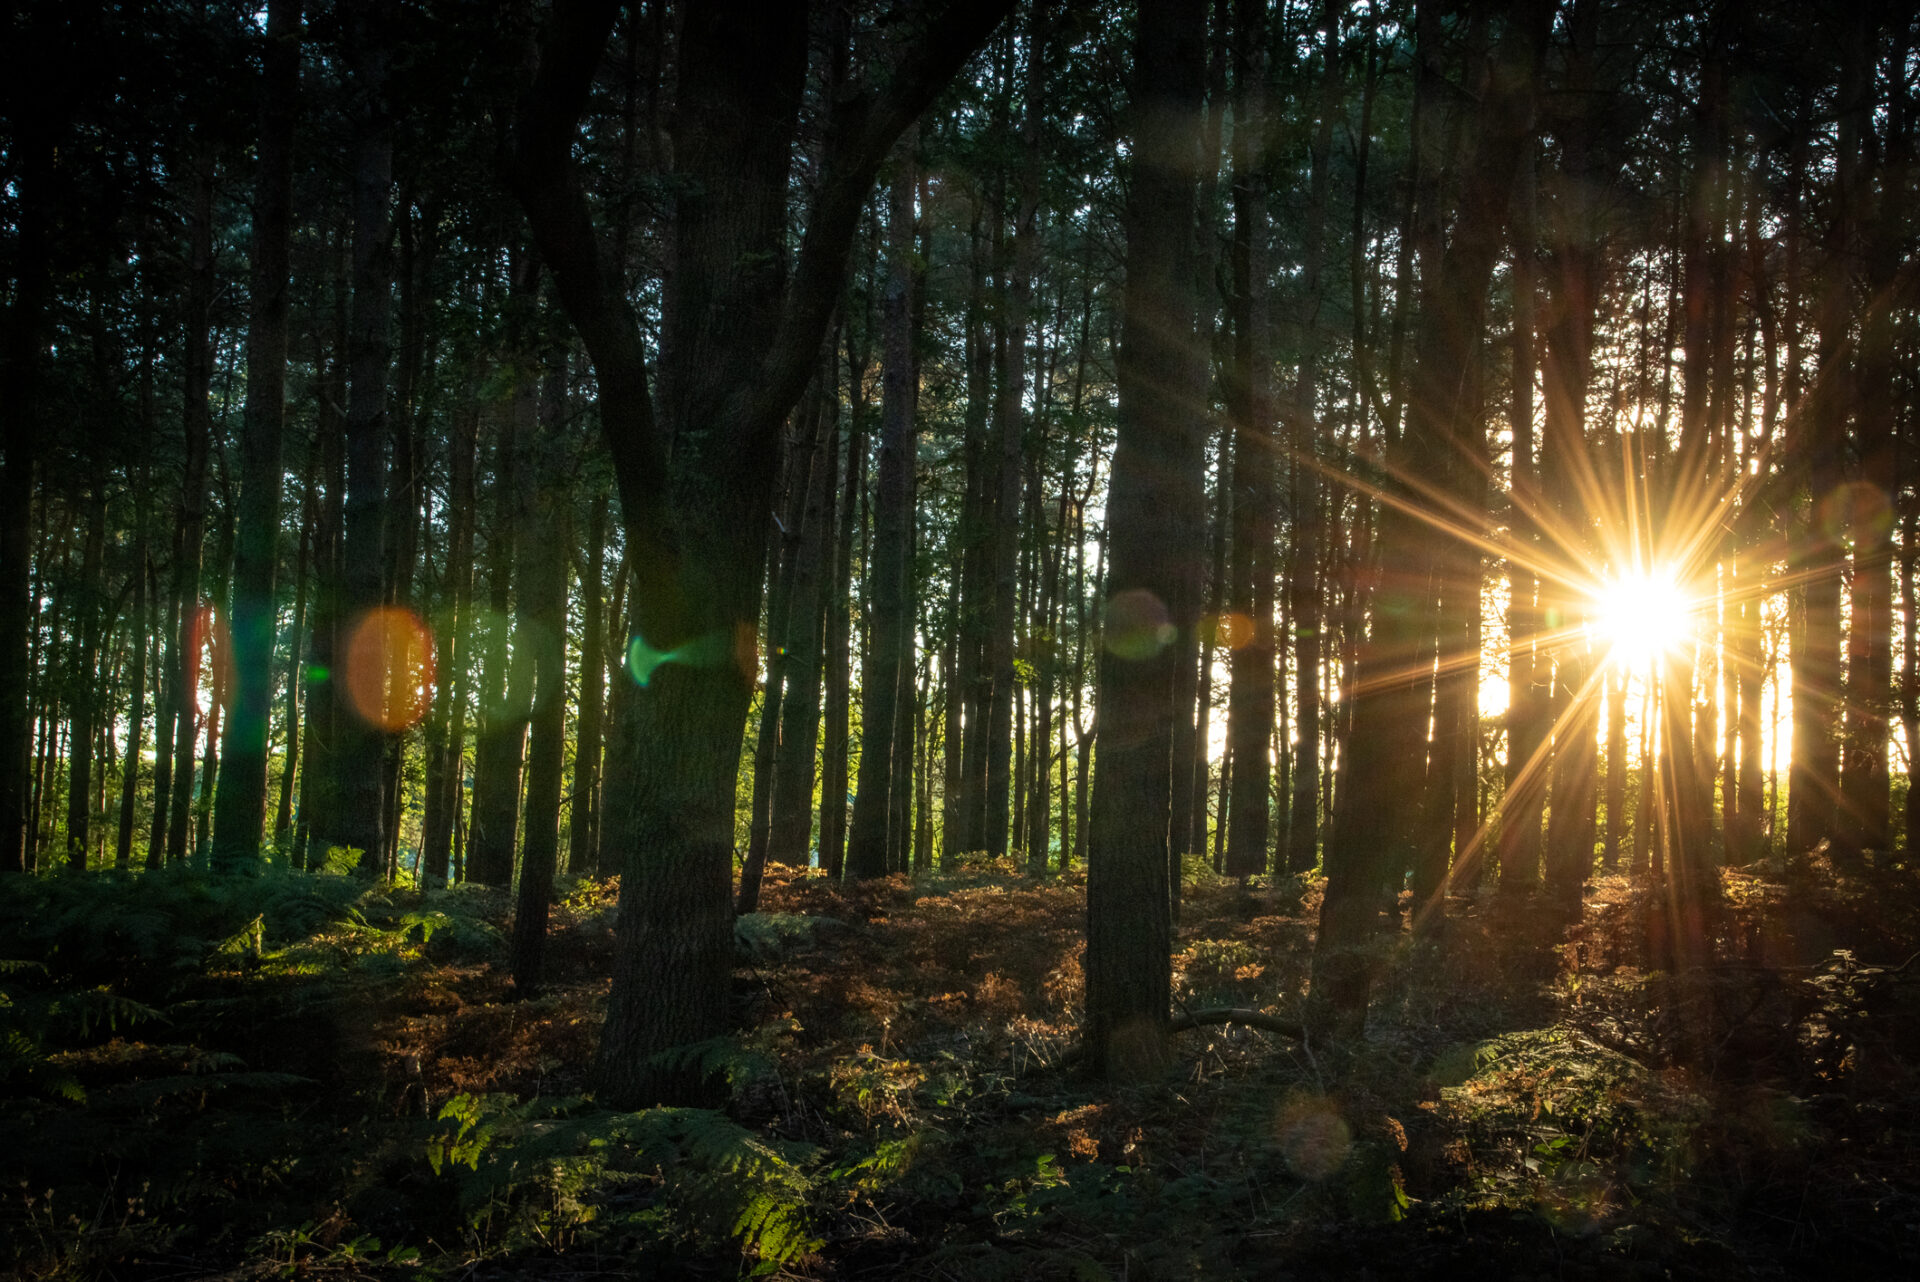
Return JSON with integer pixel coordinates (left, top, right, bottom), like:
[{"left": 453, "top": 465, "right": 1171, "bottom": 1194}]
[{"left": 3, "top": 853, "right": 1919, "bottom": 1278}]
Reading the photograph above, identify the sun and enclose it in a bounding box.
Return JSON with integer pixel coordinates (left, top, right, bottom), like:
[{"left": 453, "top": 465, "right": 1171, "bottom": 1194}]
[{"left": 1591, "top": 570, "right": 1695, "bottom": 670}]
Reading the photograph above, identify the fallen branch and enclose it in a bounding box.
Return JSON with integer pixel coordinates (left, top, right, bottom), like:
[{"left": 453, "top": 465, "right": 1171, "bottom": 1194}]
[{"left": 1169, "top": 1008, "right": 1305, "bottom": 1040}]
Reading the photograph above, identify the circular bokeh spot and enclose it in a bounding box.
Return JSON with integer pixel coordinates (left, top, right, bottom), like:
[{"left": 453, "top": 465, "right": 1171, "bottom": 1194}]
[
  {"left": 1277, "top": 1092, "right": 1352, "bottom": 1181},
  {"left": 1104, "top": 588, "right": 1175, "bottom": 661},
  {"left": 1214, "top": 611, "right": 1255, "bottom": 650},
  {"left": 1816, "top": 480, "right": 1893, "bottom": 548},
  {"left": 344, "top": 606, "right": 436, "bottom": 732}
]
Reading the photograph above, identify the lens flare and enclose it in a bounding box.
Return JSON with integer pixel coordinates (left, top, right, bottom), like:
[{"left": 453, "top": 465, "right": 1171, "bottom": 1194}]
[
  {"left": 1212, "top": 611, "right": 1255, "bottom": 650},
  {"left": 1104, "top": 588, "right": 1174, "bottom": 660},
  {"left": 344, "top": 606, "right": 436, "bottom": 731},
  {"left": 1591, "top": 571, "right": 1693, "bottom": 670},
  {"left": 184, "top": 603, "right": 231, "bottom": 715}
]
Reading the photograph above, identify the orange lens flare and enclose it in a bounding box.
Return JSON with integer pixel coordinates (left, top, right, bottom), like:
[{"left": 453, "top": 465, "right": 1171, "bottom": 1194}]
[
  {"left": 1213, "top": 611, "right": 1256, "bottom": 650},
  {"left": 344, "top": 606, "right": 436, "bottom": 732}
]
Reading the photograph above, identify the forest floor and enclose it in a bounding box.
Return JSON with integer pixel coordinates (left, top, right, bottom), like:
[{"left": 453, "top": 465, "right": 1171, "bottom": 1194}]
[{"left": 6, "top": 846, "right": 1920, "bottom": 1279}]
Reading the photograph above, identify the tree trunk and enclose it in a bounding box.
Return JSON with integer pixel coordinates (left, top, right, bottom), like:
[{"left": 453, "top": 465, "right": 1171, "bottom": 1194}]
[
  {"left": 1224, "top": 0, "right": 1277, "bottom": 881},
  {"left": 423, "top": 401, "right": 478, "bottom": 882},
  {"left": 511, "top": 363, "right": 570, "bottom": 995},
  {"left": 510, "top": 0, "right": 1011, "bottom": 1106},
  {"left": 768, "top": 359, "right": 840, "bottom": 869},
  {"left": 213, "top": 0, "right": 299, "bottom": 871},
  {"left": 319, "top": 0, "right": 392, "bottom": 873},
  {"left": 163, "top": 152, "right": 217, "bottom": 867},
  {"left": 1084, "top": 0, "right": 1207, "bottom": 1081},
  {"left": 64, "top": 489, "right": 106, "bottom": 867},
  {"left": 821, "top": 351, "right": 866, "bottom": 881},
  {"left": 568, "top": 490, "right": 607, "bottom": 874},
  {"left": 848, "top": 136, "right": 919, "bottom": 881},
  {"left": 1312, "top": 0, "right": 1541, "bottom": 1033}
]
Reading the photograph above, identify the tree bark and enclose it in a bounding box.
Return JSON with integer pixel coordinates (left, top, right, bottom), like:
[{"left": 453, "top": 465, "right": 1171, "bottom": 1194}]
[
  {"left": 1223, "top": 0, "right": 1275, "bottom": 882},
  {"left": 1312, "top": 0, "right": 1542, "bottom": 1033},
  {"left": 510, "top": 362, "right": 570, "bottom": 995},
  {"left": 318, "top": 0, "right": 392, "bottom": 873},
  {"left": 848, "top": 136, "right": 919, "bottom": 882},
  {"left": 568, "top": 489, "right": 608, "bottom": 874},
  {"left": 507, "top": 0, "right": 1012, "bottom": 1105},
  {"left": 213, "top": 0, "right": 300, "bottom": 871},
  {"left": 1084, "top": 0, "right": 1207, "bottom": 1081},
  {"left": 768, "top": 360, "right": 841, "bottom": 870},
  {"left": 64, "top": 490, "right": 106, "bottom": 867}
]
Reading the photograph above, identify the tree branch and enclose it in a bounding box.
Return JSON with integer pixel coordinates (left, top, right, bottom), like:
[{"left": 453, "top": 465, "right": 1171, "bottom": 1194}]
[
  {"left": 503, "top": 0, "right": 666, "bottom": 527},
  {"left": 750, "top": 0, "right": 1017, "bottom": 431}
]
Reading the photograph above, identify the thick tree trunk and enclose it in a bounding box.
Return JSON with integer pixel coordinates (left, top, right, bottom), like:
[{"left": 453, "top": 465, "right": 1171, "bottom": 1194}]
[
  {"left": 213, "top": 0, "right": 299, "bottom": 871},
  {"left": 511, "top": 0, "right": 1011, "bottom": 1106},
  {"left": 1084, "top": 0, "right": 1207, "bottom": 1081}
]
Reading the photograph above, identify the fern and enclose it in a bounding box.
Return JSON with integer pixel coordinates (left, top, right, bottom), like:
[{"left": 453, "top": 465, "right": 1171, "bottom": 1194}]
[
  {"left": 646, "top": 1035, "right": 777, "bottom": 1091},
  {"left": 734, "top": 911, "right": 843, "bottom": 964},
  {"left": 424, "top": 1094, "right": 821, "bottom": 1268}
]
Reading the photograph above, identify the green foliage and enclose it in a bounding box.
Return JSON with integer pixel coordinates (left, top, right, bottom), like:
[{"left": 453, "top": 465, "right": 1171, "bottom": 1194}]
[
  {"left": 425, "top": 1092, "right": 822, "bottom": 1270},
  {"left": 0, "top": 958, "right": 166, "bottom": 1102},
  {"left": 0, "top": 865, "right": 371, "bottom": 994},
  {"left": 734, "top": 911, "right": 843, "bottom": 964}
]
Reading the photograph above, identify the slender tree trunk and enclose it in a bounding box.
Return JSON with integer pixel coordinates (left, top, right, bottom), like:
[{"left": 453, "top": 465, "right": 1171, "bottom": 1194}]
[
  {"left": 1223, "top": 0, "right": 1275, "bottom": 882},
  {"left": 1788, "top": 27, "right": 1856, "bottom": 861},
  {"left": 117, "top": 508, "right": 150, "bottom": 868},
  {"left": 273, "top": 479, "right": 312, "bottom": 848},
  {"left": 511, "top": 364, "right": 570, "bottom": 995},
  {"left": 568, "top": 491, "right": 608, "bottom": 874},
  {"left": 1498, "top": 69, "right": 1547, "bottom": 899},
  {"left": 468, "top": 261, "right": 539, "bottom": 887},
  {"left": 163, "top": 153, "right": 217, "bottom": 867},
  {"left": 213, "top": 0, "right": 300, "bottom": 870},
  {"left": 821, "top": 357, "right": 864, "bottom": 881},
  {"left": 848, "top": 136, "right": 919, "bottom": 881},
  {"left": 1313, "top": 0, "right": 1541, "bottom": 1031},
  {"left": 423, "top": 402, "right": 478, "bottom": 882},
  {"left": 64, "top": 491, "right": 106, "bottom": 867},
  {"left": 769, "top": 361, "right": 839, "bottom": 869},
  {"left": 987, "top": 25, "right": 1043, "bottom": 861},
  {"left": 1843, "top": 5, "right": 1898, "bottom": 855},
  {"left": 319, "top": 0, "right": 393, "bottom": 872},
  {"left": 0, "top": 106, "right": 53, "bottom": 874}
]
